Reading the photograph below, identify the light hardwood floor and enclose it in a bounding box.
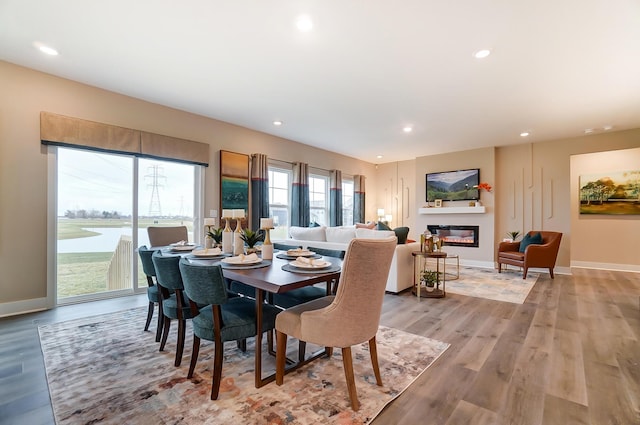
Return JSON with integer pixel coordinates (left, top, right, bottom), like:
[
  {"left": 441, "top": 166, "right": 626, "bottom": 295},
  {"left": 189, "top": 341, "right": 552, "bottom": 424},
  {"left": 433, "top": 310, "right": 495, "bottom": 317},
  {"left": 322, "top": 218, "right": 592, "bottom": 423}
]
[{"left": 0, "top": 269, "right": 638, "bottom": 425}]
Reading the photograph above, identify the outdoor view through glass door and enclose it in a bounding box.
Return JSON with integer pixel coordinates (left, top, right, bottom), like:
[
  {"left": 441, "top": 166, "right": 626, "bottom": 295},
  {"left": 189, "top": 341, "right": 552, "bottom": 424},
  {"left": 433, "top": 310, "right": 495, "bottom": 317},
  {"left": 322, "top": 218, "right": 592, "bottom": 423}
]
[{"left": 56, "top": 148, "right": 195, "bottom": 303}]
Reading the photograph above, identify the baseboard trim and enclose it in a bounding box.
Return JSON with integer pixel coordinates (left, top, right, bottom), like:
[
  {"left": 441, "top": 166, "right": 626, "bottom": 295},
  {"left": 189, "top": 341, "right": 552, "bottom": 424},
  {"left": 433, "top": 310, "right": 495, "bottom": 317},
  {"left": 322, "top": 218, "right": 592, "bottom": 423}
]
[
  {"left": 0, "top": 297, "right": 51, "bottom": 318},
  {"left": 571, "top": 261, "right": 640, "bottom": 273}
]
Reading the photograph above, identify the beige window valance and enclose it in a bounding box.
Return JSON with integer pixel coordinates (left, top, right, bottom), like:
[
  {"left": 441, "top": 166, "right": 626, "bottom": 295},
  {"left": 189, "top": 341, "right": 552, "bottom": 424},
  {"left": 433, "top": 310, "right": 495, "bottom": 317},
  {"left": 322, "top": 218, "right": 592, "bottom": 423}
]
[{"left": 40, "top": 111, "right": 209, "bottom": 166}]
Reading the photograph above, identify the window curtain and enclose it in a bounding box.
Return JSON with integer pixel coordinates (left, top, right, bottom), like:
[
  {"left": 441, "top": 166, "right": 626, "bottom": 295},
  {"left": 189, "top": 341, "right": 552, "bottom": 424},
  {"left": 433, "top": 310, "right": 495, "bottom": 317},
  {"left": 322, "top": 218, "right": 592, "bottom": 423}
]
[
  {"left": 291, "top": 162, "right": 310, "bottom": 227},
  {"left": 250, "top": 153, "right": 269, "bottom": 230},
  {"left": 329, "top": 170, "right": 343, "bottom": 227},
  {"left": 354, "top": 174, "right": 366, "bottom": 223}
]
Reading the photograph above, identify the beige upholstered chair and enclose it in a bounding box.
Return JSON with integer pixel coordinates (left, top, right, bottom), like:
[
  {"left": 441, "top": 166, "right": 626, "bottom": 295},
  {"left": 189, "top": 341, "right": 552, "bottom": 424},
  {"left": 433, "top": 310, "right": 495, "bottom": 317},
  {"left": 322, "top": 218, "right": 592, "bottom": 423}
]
[
  {"left": 147, "top": 226, "right": 188, "bottom": 247},
  {"left": 275, "top": 237, "right": 397, "bottom": 411}
]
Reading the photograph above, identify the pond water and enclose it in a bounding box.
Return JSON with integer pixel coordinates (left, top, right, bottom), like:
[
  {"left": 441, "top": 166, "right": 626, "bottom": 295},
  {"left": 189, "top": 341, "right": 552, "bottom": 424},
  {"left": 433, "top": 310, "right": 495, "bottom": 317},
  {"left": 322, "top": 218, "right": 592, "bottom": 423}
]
[{"left": 57, "top": 227, "right": 193, "bottom": 253}]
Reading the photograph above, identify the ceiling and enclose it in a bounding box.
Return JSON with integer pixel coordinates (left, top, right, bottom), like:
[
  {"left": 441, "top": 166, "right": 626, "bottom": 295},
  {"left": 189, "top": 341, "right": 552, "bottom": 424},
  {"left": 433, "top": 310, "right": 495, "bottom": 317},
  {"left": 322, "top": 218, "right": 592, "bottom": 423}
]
[{"left": 2, "top": 1, "right": 640, "bottom": 164}]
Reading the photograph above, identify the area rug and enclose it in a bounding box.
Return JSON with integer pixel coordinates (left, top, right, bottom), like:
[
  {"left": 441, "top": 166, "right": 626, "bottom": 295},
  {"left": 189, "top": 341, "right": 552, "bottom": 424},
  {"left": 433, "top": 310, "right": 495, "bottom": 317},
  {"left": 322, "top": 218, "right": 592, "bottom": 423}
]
[
  {"left": 445, "top": 266, "right": 539, "bottom": 304},
  {"left": 39, "top": 308, "right": 449, "bottom": 425}
]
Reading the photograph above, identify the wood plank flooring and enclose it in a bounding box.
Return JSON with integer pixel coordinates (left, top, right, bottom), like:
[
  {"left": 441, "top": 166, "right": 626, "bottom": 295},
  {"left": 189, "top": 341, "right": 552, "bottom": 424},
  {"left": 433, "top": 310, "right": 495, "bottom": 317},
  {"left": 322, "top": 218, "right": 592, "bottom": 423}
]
[{"left": 0, "top": 269, "right": 638, "bottom": 425}]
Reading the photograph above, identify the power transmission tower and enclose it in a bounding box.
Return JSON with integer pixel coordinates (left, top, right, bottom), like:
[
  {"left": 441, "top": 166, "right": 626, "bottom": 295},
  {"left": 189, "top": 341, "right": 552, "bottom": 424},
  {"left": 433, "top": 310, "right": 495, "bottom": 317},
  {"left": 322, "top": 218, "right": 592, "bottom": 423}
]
[{"left": 145, "top": 165, "right": 166, "bottom": 217}]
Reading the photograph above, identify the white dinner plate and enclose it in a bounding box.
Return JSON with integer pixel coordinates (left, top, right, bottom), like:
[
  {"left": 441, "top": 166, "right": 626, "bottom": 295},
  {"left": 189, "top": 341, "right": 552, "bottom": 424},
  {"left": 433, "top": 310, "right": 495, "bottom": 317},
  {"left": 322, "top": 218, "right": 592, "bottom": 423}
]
[
  {"left": 170, "top": 245, "right": 196, "bottom": 252},
  {"left": 289, "top": 259, "right": 331, "bottom": 269}
]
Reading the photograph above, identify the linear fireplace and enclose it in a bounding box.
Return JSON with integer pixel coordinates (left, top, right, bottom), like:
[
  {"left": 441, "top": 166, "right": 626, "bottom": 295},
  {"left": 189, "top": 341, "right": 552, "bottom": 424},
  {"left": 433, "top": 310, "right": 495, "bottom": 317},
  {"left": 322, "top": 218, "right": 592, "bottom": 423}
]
[{"left": 427, "top": 225, "right": 479, "bottom": 248}]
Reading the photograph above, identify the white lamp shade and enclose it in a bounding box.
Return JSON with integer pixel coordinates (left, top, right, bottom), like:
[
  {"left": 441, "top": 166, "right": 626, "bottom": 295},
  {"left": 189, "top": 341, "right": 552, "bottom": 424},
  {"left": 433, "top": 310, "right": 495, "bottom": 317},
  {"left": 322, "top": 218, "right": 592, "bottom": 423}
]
[{"left": 377, "top": 208, "right": 385, "bottom": 216}]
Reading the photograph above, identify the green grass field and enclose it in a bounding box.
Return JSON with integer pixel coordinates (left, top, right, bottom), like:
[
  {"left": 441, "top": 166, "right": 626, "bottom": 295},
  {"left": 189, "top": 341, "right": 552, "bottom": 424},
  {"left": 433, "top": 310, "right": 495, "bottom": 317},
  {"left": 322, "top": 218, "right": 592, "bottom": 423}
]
[{"left": 57, "top": 218, "right": 192, "bottom": 298}]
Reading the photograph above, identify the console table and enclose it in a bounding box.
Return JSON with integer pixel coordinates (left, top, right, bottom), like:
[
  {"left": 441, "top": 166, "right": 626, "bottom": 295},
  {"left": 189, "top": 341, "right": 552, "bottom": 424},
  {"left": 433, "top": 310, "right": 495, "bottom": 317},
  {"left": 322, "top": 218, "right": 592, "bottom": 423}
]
[{"left": 412, "top": 251, "right": 447, "bottom": 299}]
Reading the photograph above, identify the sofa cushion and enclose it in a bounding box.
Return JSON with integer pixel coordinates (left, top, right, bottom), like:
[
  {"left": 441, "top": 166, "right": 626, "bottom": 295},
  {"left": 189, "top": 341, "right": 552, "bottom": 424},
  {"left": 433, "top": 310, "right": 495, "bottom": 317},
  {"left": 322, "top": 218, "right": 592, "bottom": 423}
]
[
  {"left": 393, "top": 227, "right": 410, "bottom": 244},
  {"left": 519, "top": 232, "right": 543, "bottom": 252},
  {"left": 355, "top": 228, "right": 395, "bottom": 239},
  {"left": 325, "top": 226, "right": 356, "bottom": 243},
  {"left": 289, "top": 226, "right": 326, "bottom": 242}
]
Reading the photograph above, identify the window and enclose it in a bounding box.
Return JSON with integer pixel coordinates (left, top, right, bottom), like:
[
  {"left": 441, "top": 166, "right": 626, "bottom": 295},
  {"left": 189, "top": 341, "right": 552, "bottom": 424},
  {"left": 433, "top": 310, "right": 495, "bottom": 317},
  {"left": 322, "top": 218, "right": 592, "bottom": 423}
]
[
  {"left": 268, "top": 167, "right": 291, "bottom": 239},
  {"left": 342, "top": 179, "right": 354, "bottom": 225},
  {"left": 54, "top": 147, "right": 200, "bottom": 304},
  {"left": 309, "top": 174, "right": 328, "bottom": 226}
]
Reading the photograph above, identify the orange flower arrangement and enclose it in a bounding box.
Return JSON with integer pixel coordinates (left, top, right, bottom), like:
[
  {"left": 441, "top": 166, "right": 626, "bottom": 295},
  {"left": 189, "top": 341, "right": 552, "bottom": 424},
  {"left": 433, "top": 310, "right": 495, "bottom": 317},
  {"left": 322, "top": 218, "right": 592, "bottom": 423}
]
[{"left": 474, "top": 182, "right": 492, "bottom": 192}]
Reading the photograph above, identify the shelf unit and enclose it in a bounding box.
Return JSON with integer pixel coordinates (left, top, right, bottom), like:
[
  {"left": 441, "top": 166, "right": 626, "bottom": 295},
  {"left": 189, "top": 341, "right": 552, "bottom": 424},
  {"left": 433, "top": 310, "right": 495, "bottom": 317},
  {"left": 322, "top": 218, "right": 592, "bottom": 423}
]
[{"left": 418, "top": 206, "right": 485, "bottom": 214}]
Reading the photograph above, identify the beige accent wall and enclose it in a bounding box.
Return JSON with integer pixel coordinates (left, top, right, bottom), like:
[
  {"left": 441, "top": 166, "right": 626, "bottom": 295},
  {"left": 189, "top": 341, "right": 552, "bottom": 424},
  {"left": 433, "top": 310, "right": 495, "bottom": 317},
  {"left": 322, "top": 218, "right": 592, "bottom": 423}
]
[
  {"left": 0, "top": 61, "right": 376, "bottom": 312},
  {"left": 570, "top": 147, "right": 640, "bottom": 269},
  {"left": 374, "top": 160, "right": 416, "bottom": 230},
  {"left": 414, "top": 147, "right": 496, "bottom": 266}
]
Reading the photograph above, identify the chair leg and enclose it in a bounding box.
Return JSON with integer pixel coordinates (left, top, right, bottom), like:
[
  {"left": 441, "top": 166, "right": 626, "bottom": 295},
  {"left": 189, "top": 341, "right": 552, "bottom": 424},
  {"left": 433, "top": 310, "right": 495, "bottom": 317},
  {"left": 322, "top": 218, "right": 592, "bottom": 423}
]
[
  {"left": 523, "top": 267, "right": 528, "bottom": 279},
  {"left": 211, "top": 339, "right": 224, "bottom": 400},
  {"left": 498, "top": 261, "right": 502, "bottom": 273},
  {"left": 236, "top": 339, "right": 247, "bottom": 352},
  {"left": 549, "top": 267, "right": 555, "bottom": 279},
  {"left": 155, "top": 302, "right": 164, "bottom": 342},
  {"left": 276, "top": 331, "right": 287, "bottom": 385},
  {"left": 267, "top": 329, "right": 276, "bottom": 356},
  {"left": 187, "top": 335, "right": 201, "bottom": 378},
  {"left": 342, "top": 346, "right": 360, "bottom": 411},
  {"left": 160, "top": 317, "right": 171, "bottom": 352},
  {"left": 298, "top": 341, "right": 306, "bottom": 363},
  {"left": 368, "top": 336, "right": 383, "bottom": 386},
  {"left": 175, "top": 319, "right": 186, "bottom": 367},
  {"left": 326, "top": 347, "right": 334, "bottom": 358},
  {"left": 144, "top": 302, "right": 154, "bottom": 331}
]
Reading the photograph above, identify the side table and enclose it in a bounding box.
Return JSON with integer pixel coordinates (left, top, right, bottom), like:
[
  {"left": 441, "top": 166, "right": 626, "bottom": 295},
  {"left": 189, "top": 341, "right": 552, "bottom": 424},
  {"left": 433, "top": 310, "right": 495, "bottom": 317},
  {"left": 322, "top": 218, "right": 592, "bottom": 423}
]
[{"left": 412, "top": 251, "right": 447, "bottom": 299}]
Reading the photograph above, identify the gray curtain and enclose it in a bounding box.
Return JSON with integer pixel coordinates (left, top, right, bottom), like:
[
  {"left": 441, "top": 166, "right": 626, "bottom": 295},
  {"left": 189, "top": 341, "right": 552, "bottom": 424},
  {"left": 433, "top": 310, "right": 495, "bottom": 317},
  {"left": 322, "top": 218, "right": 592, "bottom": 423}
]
[
  {"left": 329, "top": 170, "right": 343, "bottom": 227},
  {"left": 291, "top": 162, "right": 310, "bottom": 227},
  {"left": 354, "top": 175, "right": 366, "bottom": 223},
  {"left": 250, "top": 153, "right": 269, "bottom": 230}
]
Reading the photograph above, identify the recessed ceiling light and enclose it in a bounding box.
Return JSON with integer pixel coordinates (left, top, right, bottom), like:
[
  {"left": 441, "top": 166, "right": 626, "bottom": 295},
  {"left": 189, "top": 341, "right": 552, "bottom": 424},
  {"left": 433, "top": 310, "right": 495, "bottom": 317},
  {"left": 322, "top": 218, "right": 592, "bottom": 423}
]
[
  {"left": 584, "top": 128, "right": 594, "bottom": 134},
  {"left": 520, "top": 132, "right": 530, "bottom": 137},
  {"left": 376, "top": 155, "right": 383, "bottom": 159},
  {"left": 273, "top": 120, "right": 283, "bottom": 126},
  {"left": 403, "top": 126, "right": 413, "bottom": 133},
  {"left": 474, "top": 49, "right": 491, "bottom": 59},
  {"left": 295, "top": 15, "right": 313, "bottom": 32},
  {"left": 603, "top": 125, "right": 613, "bottom": 131},
  {"left": 34, "top": 42, "right": 58, "bottom": 56}
]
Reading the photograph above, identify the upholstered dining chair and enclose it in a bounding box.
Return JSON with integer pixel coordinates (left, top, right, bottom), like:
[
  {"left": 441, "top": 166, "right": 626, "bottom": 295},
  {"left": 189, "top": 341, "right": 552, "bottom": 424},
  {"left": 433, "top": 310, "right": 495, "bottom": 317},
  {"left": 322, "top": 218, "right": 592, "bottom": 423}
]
[
  {"left": 275, "top": 237, "right": 397, "bottom": 411},
  {"left": 138, "top": 245, "right": 163, "bottom": 342},
  {"left": 178, "top": 258, "right": 280, "bottom": 400},
  {"left": 151, "top": 251, "right": 195, "bottom": 367},
  {"left": 147, "top": 226, "right": 188, "bottom": 247}
]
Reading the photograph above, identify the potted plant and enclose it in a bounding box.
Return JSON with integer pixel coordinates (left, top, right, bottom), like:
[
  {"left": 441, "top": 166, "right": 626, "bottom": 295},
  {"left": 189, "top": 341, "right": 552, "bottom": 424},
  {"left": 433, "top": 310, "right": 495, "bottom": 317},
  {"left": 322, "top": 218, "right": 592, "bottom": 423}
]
[
  {"left": 420, "top": 269, "right": 439, "bottom": 292},
  {"left": 506, "top": 231, "right": 521, "bottom": 242},
  {"left": 240, "top": 229, "right": 264, "bottom": 254},
  {"left": 206, "top": 227, "right": 223, "bottom": 247}
]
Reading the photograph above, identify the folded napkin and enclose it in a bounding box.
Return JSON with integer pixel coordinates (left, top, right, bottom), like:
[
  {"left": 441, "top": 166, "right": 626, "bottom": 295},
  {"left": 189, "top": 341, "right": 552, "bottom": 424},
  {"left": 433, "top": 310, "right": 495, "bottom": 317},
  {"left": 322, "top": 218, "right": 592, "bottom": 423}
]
[
  {"left": 204, "top": 247, "right": 222, "bottom": 255},
  {"left": 287, "top": 248, "right": 310, "bottom": 255},
  {"left": 232, "top": 253, "right": 259, "bottom": 263},
  {"left": 296, "top": 256, "right": 320, "bottom": 266}
]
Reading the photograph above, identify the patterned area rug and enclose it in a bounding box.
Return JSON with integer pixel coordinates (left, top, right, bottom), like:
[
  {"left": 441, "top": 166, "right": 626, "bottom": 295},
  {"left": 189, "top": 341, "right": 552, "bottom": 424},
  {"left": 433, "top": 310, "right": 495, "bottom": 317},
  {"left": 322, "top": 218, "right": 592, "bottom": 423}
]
[
  {"left": 39, "top": 308, "right": 449, "bottom": 424},
  {"left": 445, "top": 266, "right": 539, "bottom": 304}
]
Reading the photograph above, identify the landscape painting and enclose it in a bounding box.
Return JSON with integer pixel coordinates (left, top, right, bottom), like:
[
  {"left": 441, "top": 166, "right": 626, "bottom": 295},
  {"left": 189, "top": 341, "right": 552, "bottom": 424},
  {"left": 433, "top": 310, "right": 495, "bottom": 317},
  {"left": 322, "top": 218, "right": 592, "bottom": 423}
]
[
  {"left": 220, "top": 150, "right": 249, "bottom": 211},
  {"left": 579, "top": 169, "right": 640, "bottom": 215},
  {"left": 426, "top": 168, "right": 480, "bottom": 202}
]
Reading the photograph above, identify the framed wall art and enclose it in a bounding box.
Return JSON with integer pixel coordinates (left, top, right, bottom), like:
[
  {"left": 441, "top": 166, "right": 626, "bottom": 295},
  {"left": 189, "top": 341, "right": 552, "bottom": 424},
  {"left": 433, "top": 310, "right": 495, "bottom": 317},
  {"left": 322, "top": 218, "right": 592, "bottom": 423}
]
[
  {"left": 220, "top": 150, "right": 249, "bottom": 213},
  {"left": 579, "top": 169, "right": 640, "bottom": 215}
]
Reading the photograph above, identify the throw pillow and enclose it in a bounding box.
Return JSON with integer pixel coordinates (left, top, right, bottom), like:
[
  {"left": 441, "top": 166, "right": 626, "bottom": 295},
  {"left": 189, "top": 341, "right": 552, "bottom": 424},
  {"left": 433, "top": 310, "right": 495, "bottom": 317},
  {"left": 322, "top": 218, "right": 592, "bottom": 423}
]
[
  {"left": 355, "top": 222, "right": 376, "bottom": 229},
  {"left": 393, "top": 227, "right": 410, "bottom": 244},
  {"left": 519, "top": 232, "right": 543, "bottom": 253},
  {"left": 289, "top": 226, "right": 327, "bottom": 242},
  {"left": 325, "top": 226, "right": 356, "bottom": 243},
  {"left": 376, "top": 221, "right": 392, "bottom": 231},
  {"left": 355, "top": 228, "right": 395, "bottom": 239},
  {"left": 309, "top": 221, "right": 320, "bottom": 227}
]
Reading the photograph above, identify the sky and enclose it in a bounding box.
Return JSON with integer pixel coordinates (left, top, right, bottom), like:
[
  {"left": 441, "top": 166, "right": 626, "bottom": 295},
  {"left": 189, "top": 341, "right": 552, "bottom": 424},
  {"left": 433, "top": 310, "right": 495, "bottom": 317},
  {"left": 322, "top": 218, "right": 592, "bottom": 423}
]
[{"left": 57, "top": 148, "right": 195, "bottom": 217}]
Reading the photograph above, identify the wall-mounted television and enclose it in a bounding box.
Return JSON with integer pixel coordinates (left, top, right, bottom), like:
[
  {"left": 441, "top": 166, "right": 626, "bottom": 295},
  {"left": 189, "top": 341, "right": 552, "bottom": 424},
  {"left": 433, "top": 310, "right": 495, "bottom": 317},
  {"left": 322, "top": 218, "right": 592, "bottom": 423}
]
[{"left": 426, "top": 168, "right": 480, "bottom": 202}]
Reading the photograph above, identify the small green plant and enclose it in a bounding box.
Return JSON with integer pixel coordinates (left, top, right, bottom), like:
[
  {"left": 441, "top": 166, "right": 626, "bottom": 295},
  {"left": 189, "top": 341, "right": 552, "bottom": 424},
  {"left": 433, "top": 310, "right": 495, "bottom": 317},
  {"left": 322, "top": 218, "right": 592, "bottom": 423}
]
[
  {"left": 507, "top": 231, "right": 521, "bottom": 241},
  {"left": 240, "top": 229, "right": 264, "bottom": 248},
  {"left": 207, "top": 227, "right": 223, "bottom": 244},
  {"left": 421, "top": 269, "right": 439, "bottom": 287}
]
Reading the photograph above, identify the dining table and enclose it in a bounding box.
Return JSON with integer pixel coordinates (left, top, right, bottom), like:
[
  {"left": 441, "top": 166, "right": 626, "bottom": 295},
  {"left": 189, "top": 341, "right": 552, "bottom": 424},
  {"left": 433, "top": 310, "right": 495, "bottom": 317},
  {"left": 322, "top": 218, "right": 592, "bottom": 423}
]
[{"left": 182, "top": 249, "right": 343, "bottom": 388}]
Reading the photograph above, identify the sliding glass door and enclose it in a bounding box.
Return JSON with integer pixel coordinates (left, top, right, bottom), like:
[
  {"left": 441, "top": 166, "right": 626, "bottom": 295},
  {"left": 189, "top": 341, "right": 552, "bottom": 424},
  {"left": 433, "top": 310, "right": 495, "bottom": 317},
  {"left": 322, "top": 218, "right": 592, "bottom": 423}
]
[{"left": 56, "top": 147, "right": 197, "bottom": 304}]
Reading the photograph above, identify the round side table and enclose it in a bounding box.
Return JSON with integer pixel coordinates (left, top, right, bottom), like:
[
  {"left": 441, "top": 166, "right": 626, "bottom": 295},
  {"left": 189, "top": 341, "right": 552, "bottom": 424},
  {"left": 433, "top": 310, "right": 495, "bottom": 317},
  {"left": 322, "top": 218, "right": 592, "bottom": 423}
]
[{"left": 412, "top": 251, "right": 447, "bottom": 299}]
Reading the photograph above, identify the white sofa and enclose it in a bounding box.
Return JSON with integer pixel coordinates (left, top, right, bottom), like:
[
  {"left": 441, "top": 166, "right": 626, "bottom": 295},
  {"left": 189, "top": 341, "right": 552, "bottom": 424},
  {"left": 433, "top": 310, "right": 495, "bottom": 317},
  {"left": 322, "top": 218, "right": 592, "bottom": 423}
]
[{"left": 273, "top": 225, "right": 420, "bottom": 293}]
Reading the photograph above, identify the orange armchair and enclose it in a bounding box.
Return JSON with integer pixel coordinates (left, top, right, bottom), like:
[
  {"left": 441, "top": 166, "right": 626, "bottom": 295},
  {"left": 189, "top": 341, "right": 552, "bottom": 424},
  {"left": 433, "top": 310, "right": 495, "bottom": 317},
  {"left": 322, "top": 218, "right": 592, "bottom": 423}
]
[{"left": 497, "top": 231, "right": 562, "bottom": 279}]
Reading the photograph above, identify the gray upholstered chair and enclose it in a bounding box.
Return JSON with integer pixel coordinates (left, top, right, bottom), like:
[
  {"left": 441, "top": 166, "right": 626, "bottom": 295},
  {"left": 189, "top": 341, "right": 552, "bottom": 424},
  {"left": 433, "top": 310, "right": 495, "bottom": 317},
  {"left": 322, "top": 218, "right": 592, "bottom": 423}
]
[
  {"left": 152, "top": 251, "right": 195, "bottom": 367},
  {"left": 138, "top": 245, "right": 163, "bottom": 342},
  {"left": 147, "top": 226, "right": 188, "bottom": 247},
  {"left": 275, "top": 237, "right": 397, "bottom": 411},
  {"left": 178, "top": 258, "right": 280, "bottom": 400}
]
